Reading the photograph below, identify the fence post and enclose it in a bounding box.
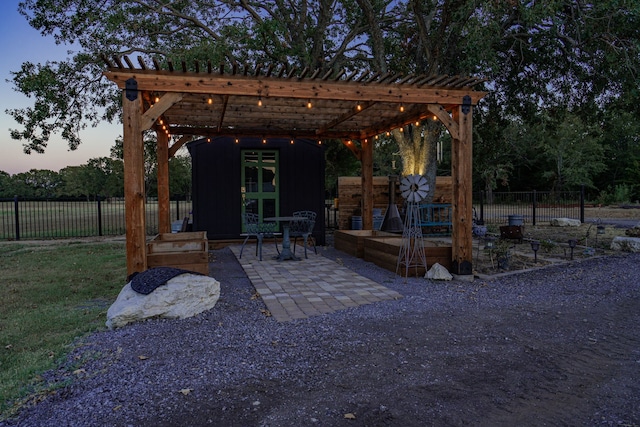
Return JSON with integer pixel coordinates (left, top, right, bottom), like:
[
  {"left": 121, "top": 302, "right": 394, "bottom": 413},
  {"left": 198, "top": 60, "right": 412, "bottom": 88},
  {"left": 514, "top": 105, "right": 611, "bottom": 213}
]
[
  {"left": 479, "top": 191, "right": 484, "bottom": 224},
  {"left": 532, "top": 190, "right": 537, "bottom": 226},
  {"left": 580, "top": 184, "right": 585, "bottom": 223},
  {"left": 176, "top": 198, "right": 180, "bottom": 221},
  {"left": 97, "top": 195, "right": 103, "bottom": 236},
  {"left": 13, "top": 195, "right": 20, "bottom": 241}
]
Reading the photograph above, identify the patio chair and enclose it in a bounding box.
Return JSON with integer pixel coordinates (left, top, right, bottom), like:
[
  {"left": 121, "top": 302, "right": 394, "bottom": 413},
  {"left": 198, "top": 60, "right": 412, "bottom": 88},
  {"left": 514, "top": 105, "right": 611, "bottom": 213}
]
[
  {"left": 240, "top": 213, "right": 281, "bottom": 261},
  {"left": 291, "top": 210, "right": 317, "bottom": 258}
]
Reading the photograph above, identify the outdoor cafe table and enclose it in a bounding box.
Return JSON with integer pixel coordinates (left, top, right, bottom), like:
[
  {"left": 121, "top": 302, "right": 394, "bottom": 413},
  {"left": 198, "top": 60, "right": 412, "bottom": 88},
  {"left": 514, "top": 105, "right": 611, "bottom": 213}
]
[{"left": 264, "top": 216, "right": 304, "bottom": 261}]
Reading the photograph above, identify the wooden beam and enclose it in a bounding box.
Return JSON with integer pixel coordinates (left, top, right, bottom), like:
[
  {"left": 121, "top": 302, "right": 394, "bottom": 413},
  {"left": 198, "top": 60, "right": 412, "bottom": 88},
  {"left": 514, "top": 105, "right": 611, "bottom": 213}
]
[
  {"left": 141, "top": 92, "right": 185, "bottom": 130},
  {"left": 450, "top": 105, "right": 474, "bottom": 276},
  {"left": 104, "top": 71, "right": 487, "bottom": 105},
  {"left": 361, "top": 138, "right": 374, "bottom": 230},
  {"left": 216, "top": 94, "right": 229, "bottom": 132},
  {"left": 157, "top": 131, "right": 171, "bottom": 234},
  {"left": 427, "top": 104, "right": 459, "bottom": 140},
  {"left": 122, "top": 90, "right": 147, "bottom": 276},
  {"left": 317, "top": 101, "right": 376, "bottom": 134},
  {"left": 341, "top": 139, "right": 362, "bottom": 161},
  {"left": 168, "top": 135, "right": 193, "bottom": 158}
]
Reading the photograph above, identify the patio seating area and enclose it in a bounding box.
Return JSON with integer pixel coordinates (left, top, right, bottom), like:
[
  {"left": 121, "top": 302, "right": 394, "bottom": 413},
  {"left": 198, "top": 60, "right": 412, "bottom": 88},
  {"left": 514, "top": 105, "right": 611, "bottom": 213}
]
[{"left": 229, "top": 244, "right": 402, "bottom": 322}]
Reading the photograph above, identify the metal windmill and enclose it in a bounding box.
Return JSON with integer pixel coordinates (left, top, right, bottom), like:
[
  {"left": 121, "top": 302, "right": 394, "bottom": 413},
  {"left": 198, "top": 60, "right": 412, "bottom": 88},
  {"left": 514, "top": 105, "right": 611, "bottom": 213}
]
[{"left": 396, "top": 174, "right": 429, "bottom": 278}]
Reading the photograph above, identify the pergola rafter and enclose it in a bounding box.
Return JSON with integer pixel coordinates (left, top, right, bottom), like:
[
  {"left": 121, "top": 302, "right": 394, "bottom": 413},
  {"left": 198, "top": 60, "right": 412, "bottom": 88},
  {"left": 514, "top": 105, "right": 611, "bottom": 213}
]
[{"left": 103, "top": 56, "right": 487, "bottom": 277}]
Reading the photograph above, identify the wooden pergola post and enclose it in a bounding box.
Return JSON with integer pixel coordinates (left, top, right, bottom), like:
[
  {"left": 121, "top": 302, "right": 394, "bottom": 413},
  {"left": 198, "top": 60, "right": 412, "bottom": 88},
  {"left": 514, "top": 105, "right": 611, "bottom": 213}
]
[
  {"left": 122, "top": 80, "right": 147, "bottom": 276},
  {"left": 157, "top": 131, "right": 171, "bottom": 234},
  {"left": 450, "top": 98, "right": 474, "bottom": 275},
  {"left": 361, "top": 138, "right": 374, "bottom": 230}
]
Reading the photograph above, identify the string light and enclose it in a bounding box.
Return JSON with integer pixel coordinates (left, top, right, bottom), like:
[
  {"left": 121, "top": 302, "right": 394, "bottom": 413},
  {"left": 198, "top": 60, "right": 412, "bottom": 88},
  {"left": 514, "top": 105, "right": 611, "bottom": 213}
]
[
  {"left": 262, "top": 138, "right": 267, "bottom": 144},
  {"left": 207, "top": 97, "right": 213, "bottom": 105},
  {"left": 207, "top": 138, "right": 211, "bottom": 143},
  {"left": 290, "top": 139, "right": 294, "bottom": 145},
  {"left": 307, "top": 100, "right": 312, "bottom": 109},
  {"left": 356, "top": 103, "right": 362, "bottom": 111},
  {"left": 399, "top": 104, "right": 405, "bottom": 112},
  {"left": 235, "top": 138, "right": 239, "bottom": 144},
  {"left": 258, "top": 96, "right": 263, "bottom": 107},
  {"left": 318, "top": 140, "right": 322, "bottom": 145},
  {"left": 155, "top": 95, "right": 160, "bottom": 103}
]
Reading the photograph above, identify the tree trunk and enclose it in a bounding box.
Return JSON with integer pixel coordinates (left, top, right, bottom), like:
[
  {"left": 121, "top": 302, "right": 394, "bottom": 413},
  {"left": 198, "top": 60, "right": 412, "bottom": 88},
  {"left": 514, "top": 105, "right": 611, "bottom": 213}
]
[{"left": 392, "top": 121, "right": 440, "bottom": 202}]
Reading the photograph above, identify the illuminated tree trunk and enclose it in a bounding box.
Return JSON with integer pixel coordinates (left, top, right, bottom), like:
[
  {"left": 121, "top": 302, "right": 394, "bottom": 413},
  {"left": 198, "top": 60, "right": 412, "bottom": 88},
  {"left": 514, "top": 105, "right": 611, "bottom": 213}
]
[{"left": 392, "top": 120, "right": 440, "bottom": 202}]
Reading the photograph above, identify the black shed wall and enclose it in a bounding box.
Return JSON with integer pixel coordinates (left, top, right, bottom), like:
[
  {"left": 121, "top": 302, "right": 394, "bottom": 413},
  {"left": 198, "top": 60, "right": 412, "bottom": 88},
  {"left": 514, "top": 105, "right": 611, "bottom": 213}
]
[{"left": 187, "top": 136, "right": 326, "bottom": 245}]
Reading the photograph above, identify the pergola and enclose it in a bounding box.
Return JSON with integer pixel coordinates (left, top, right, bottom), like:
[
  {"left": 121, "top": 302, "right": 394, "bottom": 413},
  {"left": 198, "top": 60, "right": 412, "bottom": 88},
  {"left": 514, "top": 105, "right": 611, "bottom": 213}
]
[{"left": 103, "top": 56, "right": 487, "bottom": 277}]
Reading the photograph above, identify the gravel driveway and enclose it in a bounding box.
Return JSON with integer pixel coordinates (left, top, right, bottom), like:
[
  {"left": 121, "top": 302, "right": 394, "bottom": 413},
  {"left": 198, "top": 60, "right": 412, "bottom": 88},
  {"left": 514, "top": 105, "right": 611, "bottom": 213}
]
[{"left": 2, "top": 247, "right": 639, "bottom": 426}]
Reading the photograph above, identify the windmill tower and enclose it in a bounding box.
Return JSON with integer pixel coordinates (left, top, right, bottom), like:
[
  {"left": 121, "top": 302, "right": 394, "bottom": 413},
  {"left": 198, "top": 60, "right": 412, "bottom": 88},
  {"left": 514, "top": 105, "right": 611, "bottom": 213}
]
[{"left": 396, "top": 174, "right": 429, "bottom": 278}]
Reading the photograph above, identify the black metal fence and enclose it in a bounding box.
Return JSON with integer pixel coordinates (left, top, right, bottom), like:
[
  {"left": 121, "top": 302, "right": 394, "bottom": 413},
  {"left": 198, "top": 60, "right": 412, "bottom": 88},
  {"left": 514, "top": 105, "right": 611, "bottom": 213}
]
[
  {"left": 473, "top": 188, "right": 584, "bottom": 226},
  {"left": 0, "top": 196, "right": 193, "bottom": 241},
  {"left": 1, "top": 190, "right": 584, "bottom": 240}
]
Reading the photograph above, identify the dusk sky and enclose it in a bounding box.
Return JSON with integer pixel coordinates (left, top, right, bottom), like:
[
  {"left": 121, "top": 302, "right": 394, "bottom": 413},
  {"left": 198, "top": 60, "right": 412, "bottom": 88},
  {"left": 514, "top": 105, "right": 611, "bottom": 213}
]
[{"left": 0, "top": 1, "right": 120, "bottom": 176}]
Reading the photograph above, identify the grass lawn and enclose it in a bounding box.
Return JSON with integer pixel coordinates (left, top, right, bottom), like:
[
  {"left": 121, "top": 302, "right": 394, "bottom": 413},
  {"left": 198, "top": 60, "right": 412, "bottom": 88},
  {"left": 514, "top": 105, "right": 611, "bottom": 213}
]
[{"left": 0, "top": 240, "right": 126, "bottom": 419}]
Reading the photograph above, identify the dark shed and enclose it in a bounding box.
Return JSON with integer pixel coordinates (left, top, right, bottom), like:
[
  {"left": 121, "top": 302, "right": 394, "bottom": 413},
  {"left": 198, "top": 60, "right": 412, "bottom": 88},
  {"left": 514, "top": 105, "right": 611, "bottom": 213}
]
[{"left": 188, "top": 136, "right": 326, "bottom": 245}]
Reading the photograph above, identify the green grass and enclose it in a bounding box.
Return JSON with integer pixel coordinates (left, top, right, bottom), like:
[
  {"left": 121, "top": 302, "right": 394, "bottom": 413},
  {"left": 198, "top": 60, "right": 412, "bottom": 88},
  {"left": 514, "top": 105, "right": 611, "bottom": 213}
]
[{"left": 0, "top": 241, "right": 126, "bottom": 418}]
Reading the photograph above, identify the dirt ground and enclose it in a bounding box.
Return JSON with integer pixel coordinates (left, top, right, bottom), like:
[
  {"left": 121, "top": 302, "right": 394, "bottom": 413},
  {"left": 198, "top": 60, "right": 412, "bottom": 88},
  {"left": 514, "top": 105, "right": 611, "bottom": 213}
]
[{"left": 471, "top": 206, "right": 639, "bottom": 275}]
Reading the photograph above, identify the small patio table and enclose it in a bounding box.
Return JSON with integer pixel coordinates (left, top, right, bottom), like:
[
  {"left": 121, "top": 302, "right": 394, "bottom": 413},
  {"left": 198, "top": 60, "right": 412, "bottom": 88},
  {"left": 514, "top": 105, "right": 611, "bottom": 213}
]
[{"left": 264, "top": 216, "right": 304, "bottom": 261}]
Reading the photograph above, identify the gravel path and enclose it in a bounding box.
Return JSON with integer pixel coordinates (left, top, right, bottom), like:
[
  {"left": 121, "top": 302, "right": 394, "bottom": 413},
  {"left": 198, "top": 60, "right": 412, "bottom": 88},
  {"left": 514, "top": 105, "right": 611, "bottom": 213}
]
[{"left": 2, "top": 247, "right": 639, "bottom": 426}]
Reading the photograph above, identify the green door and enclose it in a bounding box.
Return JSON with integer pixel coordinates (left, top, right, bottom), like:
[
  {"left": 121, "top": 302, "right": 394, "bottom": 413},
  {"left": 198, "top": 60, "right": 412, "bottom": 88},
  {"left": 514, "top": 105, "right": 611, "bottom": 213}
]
[{"left": 241, "top": 150, "right": 279, "bottom": 224}]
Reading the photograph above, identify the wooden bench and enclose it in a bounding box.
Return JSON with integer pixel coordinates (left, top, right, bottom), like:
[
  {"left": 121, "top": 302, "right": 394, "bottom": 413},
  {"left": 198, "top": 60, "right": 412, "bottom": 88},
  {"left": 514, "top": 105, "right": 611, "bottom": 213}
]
[{"left": 418, "top": 203, "right": 452, "bottom": 236}]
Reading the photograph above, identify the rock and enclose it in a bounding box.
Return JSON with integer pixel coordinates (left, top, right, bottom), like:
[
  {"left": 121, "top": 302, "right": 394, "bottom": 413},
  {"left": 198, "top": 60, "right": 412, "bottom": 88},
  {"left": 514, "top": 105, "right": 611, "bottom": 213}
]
[
  {"left": 106, "top": 273, "right": 221, "bottom": 329},
  {"left": 625, "top": 225, "right": 640, "bottom": 238},
  {"left": 610, "top": 236, "right": 640, "bottom": 253},
  {"left": 425, "top": 263, "right": 453, "bottom": 281},
  {"left": 550, "top": 218, "right": 581, "bottom": 227}
]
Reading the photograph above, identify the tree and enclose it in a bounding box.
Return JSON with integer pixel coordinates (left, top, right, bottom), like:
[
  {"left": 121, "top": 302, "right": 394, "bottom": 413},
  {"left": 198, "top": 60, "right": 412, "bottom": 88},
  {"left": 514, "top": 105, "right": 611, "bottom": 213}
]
[
  {"left": 7, "top": 0, "right": 640, "bottom": 199},
  {"left": 11, "top": 169, "right": 61, "bottom": 198},
  {"left": 168, "top": 155, "right": 193, "bottom": 199},
  {"left": 534, "top": 113, "right": 605, "bottom": 192},
  {"left": 0, "top": 171, "right": 15, "bottom": 198}
]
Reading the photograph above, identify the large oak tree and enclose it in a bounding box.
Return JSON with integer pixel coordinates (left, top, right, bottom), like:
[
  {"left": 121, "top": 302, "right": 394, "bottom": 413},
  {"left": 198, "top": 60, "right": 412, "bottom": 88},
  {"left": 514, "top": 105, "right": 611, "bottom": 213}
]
[{"left": 8, "top": 0, "right": 640, "bottom": 196}]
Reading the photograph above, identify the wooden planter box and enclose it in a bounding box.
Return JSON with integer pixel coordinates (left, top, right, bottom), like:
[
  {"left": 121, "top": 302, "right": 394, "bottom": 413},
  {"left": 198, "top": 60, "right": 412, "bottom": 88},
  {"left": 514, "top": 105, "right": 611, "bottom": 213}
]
[
  {"left": 147, "top": 231, "right": 209, "bottom": 275},
  {"left": 334, "top": 230, "right": 398, "bottom": 258},
  {"left": 363, "top": 237, "right": 452, "bottom": 277}
]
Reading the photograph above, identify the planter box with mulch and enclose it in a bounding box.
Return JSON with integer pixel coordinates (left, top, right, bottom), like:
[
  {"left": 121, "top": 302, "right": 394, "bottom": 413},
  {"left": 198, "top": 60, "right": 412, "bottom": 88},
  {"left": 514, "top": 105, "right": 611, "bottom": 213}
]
[
  {"left": 334, "top": 230, "right": 398, "bottom": 258},
  {"left": 363, "top": 236, "right": 452, "bottom": 277},
  {"left": 147, "top": 231, "right": 209, "bottom": 275}
]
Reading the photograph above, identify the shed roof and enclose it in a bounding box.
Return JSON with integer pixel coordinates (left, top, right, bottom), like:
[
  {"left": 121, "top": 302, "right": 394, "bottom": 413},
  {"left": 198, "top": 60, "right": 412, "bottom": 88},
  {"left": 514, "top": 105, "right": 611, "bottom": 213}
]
[{"left": 103, "top": 56, "right": 486, "bottom": 141}]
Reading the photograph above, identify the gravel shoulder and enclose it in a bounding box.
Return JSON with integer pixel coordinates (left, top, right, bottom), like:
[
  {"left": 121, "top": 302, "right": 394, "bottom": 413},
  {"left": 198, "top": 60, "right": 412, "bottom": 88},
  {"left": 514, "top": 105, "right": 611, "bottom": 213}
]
[{"left": 2, "top": 247, "right": 640, "bottom": 426}]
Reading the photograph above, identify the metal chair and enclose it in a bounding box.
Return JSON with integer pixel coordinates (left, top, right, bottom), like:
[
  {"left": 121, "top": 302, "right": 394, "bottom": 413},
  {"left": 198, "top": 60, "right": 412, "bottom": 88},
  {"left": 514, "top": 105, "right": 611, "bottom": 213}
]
[
  {"left": 291, "top": 210, "right": 317, "bottom": 258},
  {"left": 239, "top": 213, "right": 281, "bottom": 261}
]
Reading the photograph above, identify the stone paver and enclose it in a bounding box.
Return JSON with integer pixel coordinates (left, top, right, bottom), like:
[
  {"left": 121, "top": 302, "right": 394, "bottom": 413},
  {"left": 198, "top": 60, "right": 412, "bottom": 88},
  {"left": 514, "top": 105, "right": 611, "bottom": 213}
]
[{"left": 229, "top": 244, "right": 402, "bottom": 322}]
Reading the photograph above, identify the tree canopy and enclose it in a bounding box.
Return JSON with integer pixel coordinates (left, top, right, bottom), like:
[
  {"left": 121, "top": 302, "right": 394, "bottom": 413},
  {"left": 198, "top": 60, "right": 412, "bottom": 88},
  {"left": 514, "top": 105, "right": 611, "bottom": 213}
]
[{"left": 8, "top": 0, "right": 640, "bottom": 198}]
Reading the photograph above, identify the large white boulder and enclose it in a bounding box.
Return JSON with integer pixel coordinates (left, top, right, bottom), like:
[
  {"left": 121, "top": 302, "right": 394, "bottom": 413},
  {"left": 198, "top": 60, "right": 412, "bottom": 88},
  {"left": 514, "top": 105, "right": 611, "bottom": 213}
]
[
  {"left": 550, "top": 218, "right": 581, "bottom": 227},
  {"left": 425, "top": 263, "right": 453, "bottom": 281},
  {"left": 106, "top": 273, "right": 220, "bottom": 329},
  {"left": 610, "top": 236, "right": 640, "bottom": 253}
]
